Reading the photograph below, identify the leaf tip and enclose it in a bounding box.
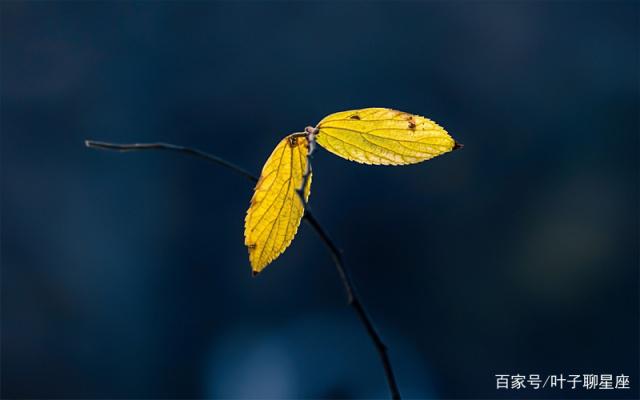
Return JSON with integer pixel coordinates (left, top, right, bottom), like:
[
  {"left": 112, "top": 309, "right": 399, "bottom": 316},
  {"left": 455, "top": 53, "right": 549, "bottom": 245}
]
[
  {"left": 252, "top": 270, "right": 260, "bottom": 277},
  {"left": 453, "top": 141, "right": 464, "bottom": 151}
]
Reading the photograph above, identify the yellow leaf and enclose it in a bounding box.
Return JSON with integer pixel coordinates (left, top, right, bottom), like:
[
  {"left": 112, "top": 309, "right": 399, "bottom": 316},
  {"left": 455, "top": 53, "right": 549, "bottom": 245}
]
[
  {"left": 315, "top": 108, "right": 460, "bottom": 165},
  {"left": 244, "top": 134, "right": 312, "bottom": 274}
]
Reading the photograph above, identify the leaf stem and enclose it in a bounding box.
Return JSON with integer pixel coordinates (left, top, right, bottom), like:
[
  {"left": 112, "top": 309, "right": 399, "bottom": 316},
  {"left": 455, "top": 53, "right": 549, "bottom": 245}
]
[{"left": 85, "top": 139, "right": 402, "bottom": 399}]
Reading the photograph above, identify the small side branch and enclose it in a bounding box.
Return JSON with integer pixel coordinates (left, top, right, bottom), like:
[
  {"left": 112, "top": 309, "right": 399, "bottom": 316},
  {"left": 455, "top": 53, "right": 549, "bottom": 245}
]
[{"left": 85, "top": 138, "right": 401, "bottom": 399}]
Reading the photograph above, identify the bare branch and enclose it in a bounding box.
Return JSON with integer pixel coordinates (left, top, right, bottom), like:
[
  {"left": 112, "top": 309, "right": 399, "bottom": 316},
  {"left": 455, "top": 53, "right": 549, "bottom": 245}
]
[
  {"left": 296, "top": 129, "right": 401, "bottom": 400},
  {"left": 85, "top": 140, "right": 257, "bottom": 183},
  {"left": 85, "top": 138, "right": 402, "bottom": 399}
]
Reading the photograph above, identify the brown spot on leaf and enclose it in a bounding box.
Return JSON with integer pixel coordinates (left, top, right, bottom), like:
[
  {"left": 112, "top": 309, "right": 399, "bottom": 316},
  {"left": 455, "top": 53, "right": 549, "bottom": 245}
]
[
  {"left": 247, "top": 243, "right": 257, "bottom": 251},
  {"left": 408, "top": 121, "right": 417, "bottom": 130},
  {"left": 349, "top": 114, "right": 361, "bottom": 120},
  {"left": 287, "top": 136, "right": 298, "bottom": 147}
]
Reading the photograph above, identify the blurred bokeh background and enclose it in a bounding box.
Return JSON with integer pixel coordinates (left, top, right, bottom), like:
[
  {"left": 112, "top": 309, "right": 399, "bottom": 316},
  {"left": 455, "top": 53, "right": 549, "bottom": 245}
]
[{"left": 1, "top": 2, "right": 638, "bottom": 399}]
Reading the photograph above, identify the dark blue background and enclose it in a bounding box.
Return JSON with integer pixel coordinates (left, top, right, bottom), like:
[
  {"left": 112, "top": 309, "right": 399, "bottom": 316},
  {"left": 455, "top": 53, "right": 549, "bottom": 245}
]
[{"left": 2, "top": 2, "right": 638, "bottom": 399}]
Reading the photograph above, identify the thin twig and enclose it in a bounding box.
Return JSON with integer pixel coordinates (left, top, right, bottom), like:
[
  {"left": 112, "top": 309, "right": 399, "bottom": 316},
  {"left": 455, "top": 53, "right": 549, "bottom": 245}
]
[
  {"left": 302, "top": 207, "right": 401, "bottom": 399},
  {"left": 85, "top": 139, "right": 402, "bottom": 399},
  {"left": 295, "top": 127, "right": 401, "bottom": 399},
  {"left": 85, "top": 140, "right": 257, "bottom": 183}
]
